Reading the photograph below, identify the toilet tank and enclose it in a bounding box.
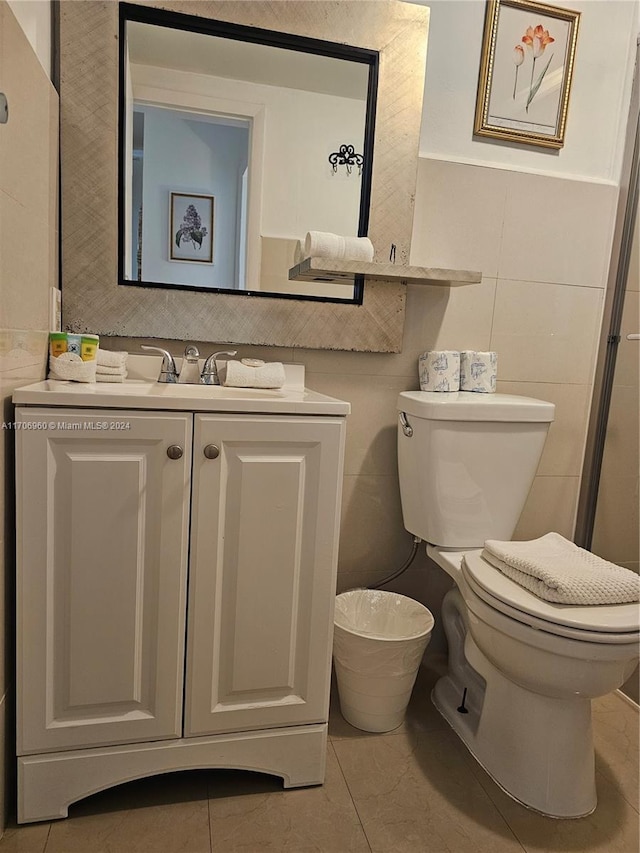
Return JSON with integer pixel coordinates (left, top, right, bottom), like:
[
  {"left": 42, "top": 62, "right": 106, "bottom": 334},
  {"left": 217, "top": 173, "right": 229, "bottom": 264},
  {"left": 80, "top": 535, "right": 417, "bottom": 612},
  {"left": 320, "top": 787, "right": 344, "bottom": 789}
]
[{"left": 397, "top": 392, "right": 555, "bottom": 548}]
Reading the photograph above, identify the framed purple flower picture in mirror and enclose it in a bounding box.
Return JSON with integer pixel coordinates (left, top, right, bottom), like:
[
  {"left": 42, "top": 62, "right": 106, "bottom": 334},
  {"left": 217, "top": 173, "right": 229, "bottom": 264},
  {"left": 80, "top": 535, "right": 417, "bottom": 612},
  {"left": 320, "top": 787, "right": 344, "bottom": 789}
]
[
  {"left": 474, "top": 0, "right": 580, "bottom": 149},
  {"left": 170, "top": 192, "right": 214, "bottom": 263}
]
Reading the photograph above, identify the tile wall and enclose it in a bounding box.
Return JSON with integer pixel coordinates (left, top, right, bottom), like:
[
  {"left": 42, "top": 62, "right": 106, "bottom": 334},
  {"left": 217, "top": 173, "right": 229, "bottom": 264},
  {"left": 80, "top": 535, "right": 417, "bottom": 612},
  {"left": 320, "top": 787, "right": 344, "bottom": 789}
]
[
  {"left": 115, "top": 157, "right": 620, "bottom": 652},
  {"left": 0, "top": 1, "right": 58, "bottom": 834}
]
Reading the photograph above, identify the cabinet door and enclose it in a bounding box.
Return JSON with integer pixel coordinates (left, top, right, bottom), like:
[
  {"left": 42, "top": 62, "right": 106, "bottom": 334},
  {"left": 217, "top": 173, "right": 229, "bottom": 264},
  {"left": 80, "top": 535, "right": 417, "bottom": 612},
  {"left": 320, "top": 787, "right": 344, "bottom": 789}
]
[
  {"left": 185, "top": 415, "right": 345, "bottom": 736},
  {"left": 16, "top": 409, "right": 192, "bottom": 755}
]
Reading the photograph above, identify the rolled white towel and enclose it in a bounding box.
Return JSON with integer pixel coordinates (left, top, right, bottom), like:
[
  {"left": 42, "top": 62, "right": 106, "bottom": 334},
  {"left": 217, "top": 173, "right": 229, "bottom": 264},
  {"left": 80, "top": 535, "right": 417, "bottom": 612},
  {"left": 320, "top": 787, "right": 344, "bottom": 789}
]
[
  {"left": 49, "top": 353, "right": 96, "bottom": 383},
  {"left": 482, "top": 532, "right": 640, "bottom": 605},
  {"left": 294, "top": 239, "right": 305, "bottom": 266},
  {"left": 342, "top": 235, "right": 374, "bottom": 262},
  {"left": 303, "top": 231, "right": 374, "bottom": 262},
  {"left": 223, "top": 360, "right": 285, "bottom": 390},
  {"left": 97, "top": 349, "right": 128, "bottom": 369},
  {"left": 304, "top": 231, "right": 344, "bottom": 260}
]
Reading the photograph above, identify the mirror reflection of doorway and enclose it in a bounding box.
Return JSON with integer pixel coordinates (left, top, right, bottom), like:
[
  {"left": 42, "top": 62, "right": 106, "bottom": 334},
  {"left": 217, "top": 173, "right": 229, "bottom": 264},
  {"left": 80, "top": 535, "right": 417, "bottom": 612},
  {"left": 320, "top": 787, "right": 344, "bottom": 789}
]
[{"left": 130, "top": 105, "right": 250, "bottom": 290}]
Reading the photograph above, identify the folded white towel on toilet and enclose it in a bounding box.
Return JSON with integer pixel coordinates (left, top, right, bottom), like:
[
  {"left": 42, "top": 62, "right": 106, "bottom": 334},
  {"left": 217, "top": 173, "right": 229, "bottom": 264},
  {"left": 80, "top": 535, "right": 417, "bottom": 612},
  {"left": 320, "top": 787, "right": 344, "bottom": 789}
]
[{"left": 482, "top": 533, "right": 640, "bottom": 605}]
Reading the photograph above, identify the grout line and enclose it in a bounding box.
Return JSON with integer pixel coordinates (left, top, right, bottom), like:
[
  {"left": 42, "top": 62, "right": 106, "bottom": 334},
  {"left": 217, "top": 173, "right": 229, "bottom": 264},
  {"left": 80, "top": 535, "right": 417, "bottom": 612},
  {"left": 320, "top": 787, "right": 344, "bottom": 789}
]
[
  {"left": 328, "top": 741, "right": 373, "bottom": 853},
  {"left": 42, "top": 822, "right": 52, "bottom": 852},
  {"left": 207, "top": 778, "right": 213, "bottom": 853}
]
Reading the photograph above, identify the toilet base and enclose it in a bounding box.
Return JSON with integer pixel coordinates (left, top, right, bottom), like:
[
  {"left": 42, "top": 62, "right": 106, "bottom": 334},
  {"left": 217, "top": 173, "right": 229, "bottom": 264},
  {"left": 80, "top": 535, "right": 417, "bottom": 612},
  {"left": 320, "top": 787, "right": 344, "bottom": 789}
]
[{"left": 432, "top": 633, "right": 597, "bottom": 819}]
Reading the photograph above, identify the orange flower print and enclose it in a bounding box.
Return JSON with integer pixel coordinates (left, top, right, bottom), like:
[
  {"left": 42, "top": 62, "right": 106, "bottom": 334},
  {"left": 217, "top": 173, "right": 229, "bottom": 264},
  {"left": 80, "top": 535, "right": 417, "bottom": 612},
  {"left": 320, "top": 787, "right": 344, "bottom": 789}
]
[
  {"left": 522, "top": 24, "right": 555, "bottom": 59},
  {"left": 521, "top": 24, "right": 555, "bottom": 112},
  {"left": 512, "top": 44, "right": 525, "bottom": 99}
]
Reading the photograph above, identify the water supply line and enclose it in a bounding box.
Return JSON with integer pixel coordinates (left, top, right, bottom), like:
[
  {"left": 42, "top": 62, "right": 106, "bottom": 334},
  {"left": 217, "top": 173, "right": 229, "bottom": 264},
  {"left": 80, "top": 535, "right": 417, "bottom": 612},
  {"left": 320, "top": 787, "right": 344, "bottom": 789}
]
[{"left": 369, "top": 535, "right": 422, "bottom": 589}]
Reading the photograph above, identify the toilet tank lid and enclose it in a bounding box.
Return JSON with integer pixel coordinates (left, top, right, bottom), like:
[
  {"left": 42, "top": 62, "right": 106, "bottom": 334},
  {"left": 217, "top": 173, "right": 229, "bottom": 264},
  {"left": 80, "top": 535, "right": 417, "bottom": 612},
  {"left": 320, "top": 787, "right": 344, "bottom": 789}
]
[{"left": 398, "top": 391, "right": 555, "bottom": 422}]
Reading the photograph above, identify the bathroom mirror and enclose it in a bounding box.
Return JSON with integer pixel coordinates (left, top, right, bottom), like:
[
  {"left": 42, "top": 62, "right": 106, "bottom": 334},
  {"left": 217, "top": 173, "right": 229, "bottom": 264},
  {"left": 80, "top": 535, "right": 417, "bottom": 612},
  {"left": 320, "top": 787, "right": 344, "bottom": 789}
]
[
  {"left": 120, "top": 4, "right": 377, "bottom": 302},
  {"left": 59, "top": 1, "right": 429, "bottom": 351}
]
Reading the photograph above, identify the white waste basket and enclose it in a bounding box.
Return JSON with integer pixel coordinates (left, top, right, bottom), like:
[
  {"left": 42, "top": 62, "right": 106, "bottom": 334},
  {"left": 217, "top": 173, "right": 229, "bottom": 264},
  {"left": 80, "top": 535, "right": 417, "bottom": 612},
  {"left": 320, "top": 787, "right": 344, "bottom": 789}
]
[{"left": 333, "top": 589, "right": 434, "bottom": 732}]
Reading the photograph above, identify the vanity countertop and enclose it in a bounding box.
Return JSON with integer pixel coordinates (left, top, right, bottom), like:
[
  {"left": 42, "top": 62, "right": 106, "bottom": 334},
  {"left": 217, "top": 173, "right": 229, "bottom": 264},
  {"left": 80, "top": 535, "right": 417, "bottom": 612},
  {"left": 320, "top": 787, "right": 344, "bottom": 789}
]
[{"left": 12, "top": 379, "right": 350, "bottom": 416}]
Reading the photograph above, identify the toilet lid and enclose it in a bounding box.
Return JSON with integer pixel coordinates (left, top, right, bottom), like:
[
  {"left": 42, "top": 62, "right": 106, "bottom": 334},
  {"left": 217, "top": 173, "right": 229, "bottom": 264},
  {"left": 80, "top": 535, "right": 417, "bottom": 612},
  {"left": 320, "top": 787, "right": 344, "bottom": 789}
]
[{"left": 462, "top": 552, "right": 640, "bottom": 642}]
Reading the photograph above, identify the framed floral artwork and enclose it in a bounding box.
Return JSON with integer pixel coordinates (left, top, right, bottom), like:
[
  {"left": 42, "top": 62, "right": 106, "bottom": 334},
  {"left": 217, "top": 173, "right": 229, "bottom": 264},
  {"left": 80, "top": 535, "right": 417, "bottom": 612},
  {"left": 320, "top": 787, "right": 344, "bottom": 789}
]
[
  {"left": 170, "top": 192, "right": 214, "bottom": 263},
  {"left": 474, "top": 0, "right": 580, "bottom": 149}
]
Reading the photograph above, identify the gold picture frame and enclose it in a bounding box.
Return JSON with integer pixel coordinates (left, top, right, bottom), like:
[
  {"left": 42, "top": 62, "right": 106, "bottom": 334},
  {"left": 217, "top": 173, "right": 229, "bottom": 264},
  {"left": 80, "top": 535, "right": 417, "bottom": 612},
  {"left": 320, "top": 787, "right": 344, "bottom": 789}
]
[{"left": 474, "top": 0, "right": 580, "bottom": 149}]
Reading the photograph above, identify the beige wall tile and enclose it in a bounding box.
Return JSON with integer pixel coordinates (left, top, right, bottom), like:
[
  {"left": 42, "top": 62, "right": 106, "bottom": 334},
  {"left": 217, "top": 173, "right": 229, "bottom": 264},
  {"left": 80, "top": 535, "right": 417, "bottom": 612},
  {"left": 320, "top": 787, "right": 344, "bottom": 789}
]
[
  {"left": 491, "top": 280, "right": 604, "bottom": 384},
  {"left": 496, "top": 381, "right": 591, "bottom": 477},
  {"left": 599, "top": 383, "right": 639, "bottom": 481},
  {"left": 499, "top": 173, "right": 617, "bottom": 288},
  {"left": 0, "top": 194, "right": 52, "bottom": 330},
  {"left": 627, "top": 207, "right": 639, "bottom": 291},
  {"left": 0, "top": 5, "right": 55, "bottom": 207},
  {"left": 306, "top": 372, "right": 408, "bottom": 477},
  {"left": 514, "top": 476, "right": 580, "bottom": 540},
  {"left": 339, "top": 474, "right": 408, "bottom": 580},
  {"left": 615, "top": 289, "right": 640, "bottom": 387},
  {"left": 411, "top": 158, "right": 508, "bottom": 278},
  {"left": 297, "top": 277, "right": 496, "bottom": 378},
  {"left": 592, "top": 476, "right": 639, "bottom": 565}
]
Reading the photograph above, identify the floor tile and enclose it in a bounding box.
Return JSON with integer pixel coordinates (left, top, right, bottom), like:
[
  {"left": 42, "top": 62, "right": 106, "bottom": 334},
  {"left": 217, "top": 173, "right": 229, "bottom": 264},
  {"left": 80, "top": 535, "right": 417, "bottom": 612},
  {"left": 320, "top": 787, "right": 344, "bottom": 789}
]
[
  {"left": 43, "top": 771, "right": 211, "bottom": 853},
  {"left": 592, "top": 692, "right": 639, "bottom": 813},
  {"left": 0, "top": 822, "right": 49, "bottom": 853},
  {"left": 206, "top": 745, "right": 370, "bottom": 852},
  {"left": 333, "top": 727, "right": 525, "bottom": 852},
  {"left": 467, "top": 756, "right": 639, "bottom": 853}
]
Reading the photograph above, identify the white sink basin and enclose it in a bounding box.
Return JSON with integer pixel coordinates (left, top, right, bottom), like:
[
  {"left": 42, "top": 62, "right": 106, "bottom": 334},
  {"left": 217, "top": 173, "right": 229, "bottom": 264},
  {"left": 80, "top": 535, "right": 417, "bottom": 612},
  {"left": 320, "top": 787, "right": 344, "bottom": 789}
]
[{"left": 12, "top": 378, "right": 350, "bottom": 416}]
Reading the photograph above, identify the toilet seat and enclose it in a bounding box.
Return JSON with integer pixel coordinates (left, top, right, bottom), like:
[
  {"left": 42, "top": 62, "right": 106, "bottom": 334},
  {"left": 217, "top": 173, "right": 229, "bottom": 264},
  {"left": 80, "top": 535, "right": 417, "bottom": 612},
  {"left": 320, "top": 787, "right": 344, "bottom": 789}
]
[{"left": 462, "top": 552, "right": 640, "bottom": 644}]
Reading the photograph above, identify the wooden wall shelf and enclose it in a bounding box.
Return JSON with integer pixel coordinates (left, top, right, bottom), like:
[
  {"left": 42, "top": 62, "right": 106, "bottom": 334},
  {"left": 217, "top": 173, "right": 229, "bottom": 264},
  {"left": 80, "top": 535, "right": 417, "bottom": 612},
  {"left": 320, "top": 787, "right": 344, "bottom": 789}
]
[{"left": 288, "top": 258, "right": 482, "bottom": 286}]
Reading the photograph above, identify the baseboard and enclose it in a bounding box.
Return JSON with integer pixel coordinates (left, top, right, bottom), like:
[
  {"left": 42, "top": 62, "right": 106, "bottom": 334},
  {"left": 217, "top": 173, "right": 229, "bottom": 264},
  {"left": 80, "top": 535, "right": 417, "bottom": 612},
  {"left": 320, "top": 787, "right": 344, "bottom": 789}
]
[{"left": 615, "top": 688, "right": 640, "bottom": 711}]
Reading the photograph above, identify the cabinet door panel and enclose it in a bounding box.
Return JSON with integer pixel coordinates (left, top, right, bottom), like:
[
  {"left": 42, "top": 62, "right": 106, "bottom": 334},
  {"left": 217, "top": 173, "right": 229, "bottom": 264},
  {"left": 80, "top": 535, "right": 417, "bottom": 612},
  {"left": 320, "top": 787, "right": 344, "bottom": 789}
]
[
  {"left": 186, "top": 415, "right": 345, "bottom": 736},
  {"left": 16, "top": 409, "right": 192, "bottom": 754}
]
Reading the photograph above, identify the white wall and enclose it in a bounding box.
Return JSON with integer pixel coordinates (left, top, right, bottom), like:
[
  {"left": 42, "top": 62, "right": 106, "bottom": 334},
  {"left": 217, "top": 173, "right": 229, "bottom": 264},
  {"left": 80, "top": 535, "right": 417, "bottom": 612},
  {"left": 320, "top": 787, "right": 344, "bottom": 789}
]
[
  {"left": 133, "top": 64, "right": 367, "bottom": 242},
  {"left": 412, "top": 0, "right": 639, "bottom": 183},
  {"left": 140, "top": 107, "right": 248, "bottom": 288}
]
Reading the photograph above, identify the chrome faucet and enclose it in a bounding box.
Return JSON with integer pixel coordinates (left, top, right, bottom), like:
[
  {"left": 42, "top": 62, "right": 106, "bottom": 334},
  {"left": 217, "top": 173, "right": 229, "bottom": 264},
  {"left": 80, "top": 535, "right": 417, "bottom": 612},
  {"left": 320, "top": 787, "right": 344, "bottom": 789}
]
[
  {"left": 201, "top": 350, "right": 237, "bottom": 385},
  {"left": 140, "top": 345, "right": 178, "bottom": 383},
  {"left": 178, "top": 345, "right": 201, "bottom": 384}
]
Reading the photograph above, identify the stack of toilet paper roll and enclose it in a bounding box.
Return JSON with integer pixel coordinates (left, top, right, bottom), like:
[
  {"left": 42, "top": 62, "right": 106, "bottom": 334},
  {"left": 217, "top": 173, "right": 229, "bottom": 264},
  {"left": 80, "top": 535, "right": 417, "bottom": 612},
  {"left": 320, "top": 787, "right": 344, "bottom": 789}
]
[
  {"left": 419, "top": 351, "right": 461, "bottom": 392},
  {"left": 294, "top": 231, "right": 374, "bottom": 265},
  {"left": 460, "top": 351, "right": 497, "bottom": 393},
  {"left": 418, "top": 350, "right": 497, "bottom": 393}
]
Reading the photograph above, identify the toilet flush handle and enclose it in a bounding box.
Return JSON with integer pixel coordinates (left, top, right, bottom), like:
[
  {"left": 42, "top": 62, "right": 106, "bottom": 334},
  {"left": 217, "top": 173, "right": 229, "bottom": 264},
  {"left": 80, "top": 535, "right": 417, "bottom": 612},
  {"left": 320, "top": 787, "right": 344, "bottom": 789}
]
[{"left": 399, "top": 412, "right": 413, "bottom": 437}]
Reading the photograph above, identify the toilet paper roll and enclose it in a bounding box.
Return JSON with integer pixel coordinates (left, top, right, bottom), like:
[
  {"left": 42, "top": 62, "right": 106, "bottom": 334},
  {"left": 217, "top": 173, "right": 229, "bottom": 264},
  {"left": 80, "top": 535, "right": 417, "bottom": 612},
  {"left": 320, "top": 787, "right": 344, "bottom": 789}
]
[
  {"left": 460, "top": 351, "right": 497, "bottom": 393},
  {"left": 418, "top": 350, "right": 460, "bottom": 392}
]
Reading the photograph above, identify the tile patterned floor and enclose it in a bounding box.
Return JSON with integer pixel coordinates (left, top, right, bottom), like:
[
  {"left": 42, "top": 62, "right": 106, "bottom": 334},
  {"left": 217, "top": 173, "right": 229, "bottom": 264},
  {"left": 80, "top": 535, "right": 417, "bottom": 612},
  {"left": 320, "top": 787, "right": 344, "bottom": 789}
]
[{"left": 1, "top": 664, "right": 638, "bottom": 853}]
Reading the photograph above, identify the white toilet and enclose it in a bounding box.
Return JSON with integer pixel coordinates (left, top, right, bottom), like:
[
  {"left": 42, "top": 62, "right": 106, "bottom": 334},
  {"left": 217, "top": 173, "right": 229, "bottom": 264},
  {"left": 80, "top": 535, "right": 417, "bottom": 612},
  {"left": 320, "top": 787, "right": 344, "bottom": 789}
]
[{"left": 397, "top": 391, "right": 640, "bottom": 819}]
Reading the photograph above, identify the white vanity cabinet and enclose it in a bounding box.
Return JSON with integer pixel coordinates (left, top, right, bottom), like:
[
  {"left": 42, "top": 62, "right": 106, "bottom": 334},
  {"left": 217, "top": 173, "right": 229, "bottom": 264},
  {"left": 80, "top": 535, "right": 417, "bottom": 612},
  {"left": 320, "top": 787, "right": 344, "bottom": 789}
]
[{"left": 14, "top": 388, "right": 347, "bottom": 824}]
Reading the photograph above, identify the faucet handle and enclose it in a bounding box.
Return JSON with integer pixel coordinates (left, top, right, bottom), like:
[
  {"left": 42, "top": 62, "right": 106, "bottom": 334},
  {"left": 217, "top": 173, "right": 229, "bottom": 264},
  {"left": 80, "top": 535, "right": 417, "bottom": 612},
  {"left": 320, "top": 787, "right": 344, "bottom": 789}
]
[
  {"left": 140, "top": 345, "right": 178, "bottom": 383},
  {"left": 201, "top": 350, "right": 237, "bottom": 385}
]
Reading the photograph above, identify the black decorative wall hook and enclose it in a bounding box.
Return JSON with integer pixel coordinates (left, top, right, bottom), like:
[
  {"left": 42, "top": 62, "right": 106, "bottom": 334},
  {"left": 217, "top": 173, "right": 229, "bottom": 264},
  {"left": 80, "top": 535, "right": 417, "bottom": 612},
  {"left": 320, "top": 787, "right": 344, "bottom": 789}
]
[{"left": 328, "top": 144, "right": 364, "bottom": 176}]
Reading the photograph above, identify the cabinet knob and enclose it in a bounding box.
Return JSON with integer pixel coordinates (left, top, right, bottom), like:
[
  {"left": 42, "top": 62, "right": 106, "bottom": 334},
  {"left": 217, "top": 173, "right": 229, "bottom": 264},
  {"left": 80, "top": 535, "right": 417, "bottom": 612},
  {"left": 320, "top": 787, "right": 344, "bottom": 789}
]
[
  {"left": 203, "top": 444, "right": 220, "bottom": 459},
  {"left": 166, "top": 445, "right": 184, "bottom": 460}
]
